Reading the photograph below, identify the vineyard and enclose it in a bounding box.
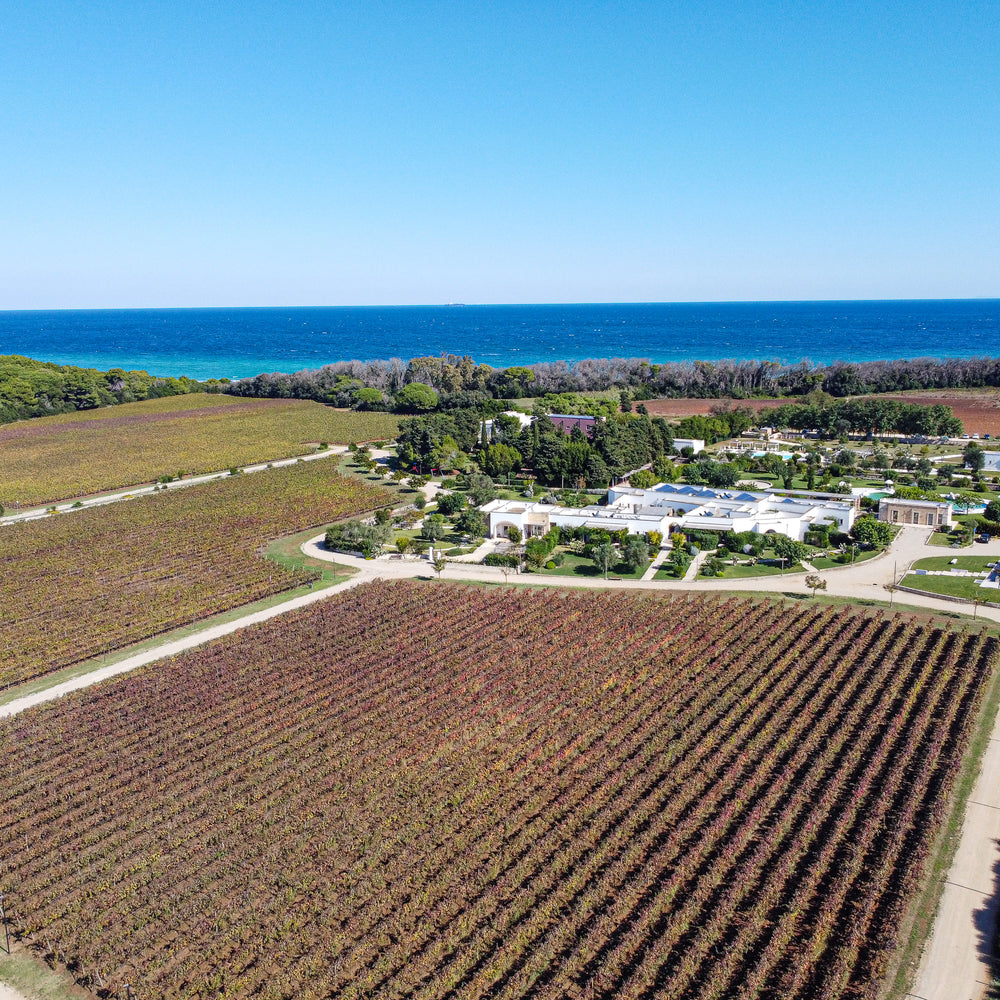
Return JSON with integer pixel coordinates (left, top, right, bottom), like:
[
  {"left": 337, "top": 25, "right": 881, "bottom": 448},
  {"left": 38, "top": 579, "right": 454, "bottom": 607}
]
[
  {"left": 0, "top": 393, "right": 399, "bottom": 507},
  {"left": 0, "top": 582, "right": 994, "bottom": 1000},
  {"left": 0, "top": 462, "right": 391, "bottom": 688}
]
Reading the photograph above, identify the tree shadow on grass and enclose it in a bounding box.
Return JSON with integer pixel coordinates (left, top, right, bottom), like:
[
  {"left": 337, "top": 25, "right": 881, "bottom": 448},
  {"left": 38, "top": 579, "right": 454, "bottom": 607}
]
[
  {"left": 570, "top": 560, "right": 640, "bottom": 579},
  {"left": 977, "top": 838, "right": 1000, "bottom": 998}
]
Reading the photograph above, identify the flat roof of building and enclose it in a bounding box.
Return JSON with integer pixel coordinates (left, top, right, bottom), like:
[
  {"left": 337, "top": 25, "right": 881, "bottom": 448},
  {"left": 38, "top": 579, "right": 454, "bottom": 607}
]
[{"left": 878, "top": 497, "right": 951, "bottom": 509}]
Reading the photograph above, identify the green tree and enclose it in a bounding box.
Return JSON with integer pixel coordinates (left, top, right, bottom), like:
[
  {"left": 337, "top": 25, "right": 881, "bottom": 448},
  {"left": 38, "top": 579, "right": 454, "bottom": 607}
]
[
  {"left": 480, "top": 442, "right": 522, "bottom": 479},
  {"left": 525, "top": 538, "right": 550, "bottom": 570},
  {"left": 353, "top": 386, "right": 385, "bottom": 409},
  {"left": 590, "top": 540, "right": 616, "bottom": 579},
  {"left": 623, "top": 536, "right": 650, "bottom": 571},
  {"left": 430, "top": 434, "right": 467, "bottom": 473},
  {"left": 963, "top": 441, "right": 986, "bottom": 473},
  {"left": 435, "top": 491, "right": 467, "bottom": 516},
  {"left": 629, "top": 469, "right": 657, "bottom": 489},
  {"left": 851, "top": 516, "right": 894, "bottom": 548},
  {"left": 506, "top": 525, "right": 522, "bottom": 544},
  {"left": 805, "top": 573, "right": 827, "bottom": 596},
  {"left": 395, "top": 382, "right": 440, "bottom": 412},
  {"left": 467, "top": 474, "right": 497, "bottom": 506},
  {"left": 456, "top": 508, "right": 487, "bottom": 538},
  {"left": 781, "top": 460, "right": 796, "bottom": 490},
  {"left": 432, "top": 553, "right": 448, "bottom": 579},
  {"left": 772, "top": 535, "right": 809, "bottom": 564},
  {"left": 325, "top": 520, "right": 392, "bottom": 558},
  {"left": 420, "top": 512, "right": 448, "bottom": 541},
  {"left": 668, "top": 545, "right": 691, "bottom": 577},
  {"left": 652, "top": 455, "right": 677, "bottom": 482},
  {"left": 697, "top": 461, "right": 739, "bottom": 488},
  {"left": 953, "top": 492, "right": 979, "bottom": 514},
  {"left": 584, "top": 453, "right": 611, "bottom": 489}
]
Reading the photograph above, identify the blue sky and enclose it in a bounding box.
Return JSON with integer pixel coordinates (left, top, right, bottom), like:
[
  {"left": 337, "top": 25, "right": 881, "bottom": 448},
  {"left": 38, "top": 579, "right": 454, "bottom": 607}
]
[{"left": 1, "top": 1, "right": 997, "bottom": 307}]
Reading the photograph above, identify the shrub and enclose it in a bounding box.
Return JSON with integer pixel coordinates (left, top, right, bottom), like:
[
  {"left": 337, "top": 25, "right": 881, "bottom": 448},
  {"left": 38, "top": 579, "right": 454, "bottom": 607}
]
[
  {"left": 701, "top": 557, "right": 725, "bottom": 577},
  {"left": 683, "top": 528, "right": 721, "bottom": 550},
  {"left": 435, "top": 492, "right": 467, "bottom": 516},
  {"left": 484, "top": 552, "right": 519, "bottom": 568},
  {"left": 804, "top": 528, "right": 829, "bottom": 548}
]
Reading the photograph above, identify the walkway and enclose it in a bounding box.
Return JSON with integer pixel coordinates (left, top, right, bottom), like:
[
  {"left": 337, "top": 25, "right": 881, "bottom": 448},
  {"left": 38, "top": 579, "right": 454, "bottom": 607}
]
[
  {"left": 640, "top": 545, "right": 670, "bottom": 581},
  {"left": 908, "top": 709, "right": 1000, "bottom": 1000}
]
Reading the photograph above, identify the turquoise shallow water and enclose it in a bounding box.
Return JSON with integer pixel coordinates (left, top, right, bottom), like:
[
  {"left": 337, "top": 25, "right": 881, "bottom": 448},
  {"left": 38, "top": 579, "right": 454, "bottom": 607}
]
[{"left": 0, "top": 300, "right": 997, "bottom": 381}]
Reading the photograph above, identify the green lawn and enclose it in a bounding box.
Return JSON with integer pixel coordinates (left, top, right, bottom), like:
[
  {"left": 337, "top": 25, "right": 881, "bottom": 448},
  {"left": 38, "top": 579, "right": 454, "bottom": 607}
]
[
  {"left": 390, "top": 525, "right": 478, "bottom": 554},
  {"left": 898, "top": 573, "right": 994, "bottom": 602},
  {"left": 899, "top": 555, "right": 999, "bottom": 601},
  {"left": 654, "top": 563, "right": 689, "bottom": 581},
  {"left": 718, "top": 559, "right": 805, "bottom": 578},
  {"left": 810, "top": 548, "right": 881, "bottom": 570},
  {"left": 717, "top": 561, "right": 794, "bottom": 578},
  {"left": 928, "top": 531, "right": 970, "bottom": 548},
  {"left": 911, "top": 555, "right": 996, "bottom": 572},
  {"left": 525, "top": 549, "right": 650, "bottom": 580},
  {"left": 652, "top": 557, "right": 803, "bottom": 580}
]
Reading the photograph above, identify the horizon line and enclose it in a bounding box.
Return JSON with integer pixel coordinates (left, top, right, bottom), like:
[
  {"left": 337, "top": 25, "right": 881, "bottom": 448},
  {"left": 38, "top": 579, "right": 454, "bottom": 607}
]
[{"left": 2, "top": 296, "right": 999, "bottom": 314}]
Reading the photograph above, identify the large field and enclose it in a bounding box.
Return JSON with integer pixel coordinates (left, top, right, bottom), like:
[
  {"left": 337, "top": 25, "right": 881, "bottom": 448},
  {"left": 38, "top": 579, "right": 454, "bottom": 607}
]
[
  {"left": 640, "top": 388, "right": 1000, "bottom": 434},
  {"left": 0, "top": 462, "right": 391, "bottom": 688},
  {"left": 0, "top": 393, "right": 400, "bottom": 507},
  {"left": 1, "top": 582, "right": 993, "bottom": 1000}
]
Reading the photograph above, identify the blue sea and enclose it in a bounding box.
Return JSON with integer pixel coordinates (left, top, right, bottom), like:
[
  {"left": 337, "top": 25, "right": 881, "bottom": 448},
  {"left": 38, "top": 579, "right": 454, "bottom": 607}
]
[{"left": 0, "top": 300, "right": 997, "bottom": 382}]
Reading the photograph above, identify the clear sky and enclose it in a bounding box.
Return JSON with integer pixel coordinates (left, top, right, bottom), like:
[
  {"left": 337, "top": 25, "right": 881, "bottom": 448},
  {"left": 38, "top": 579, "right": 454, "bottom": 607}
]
[{"left": 1, "top": 1, "right": 997, "bottom": 308}]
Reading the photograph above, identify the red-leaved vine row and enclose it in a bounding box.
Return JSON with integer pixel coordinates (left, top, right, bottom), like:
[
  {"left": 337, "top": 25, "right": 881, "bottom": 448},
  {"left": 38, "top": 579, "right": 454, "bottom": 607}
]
[{"left": 0, "top": 581, "right": 994, "bottom": 1000}]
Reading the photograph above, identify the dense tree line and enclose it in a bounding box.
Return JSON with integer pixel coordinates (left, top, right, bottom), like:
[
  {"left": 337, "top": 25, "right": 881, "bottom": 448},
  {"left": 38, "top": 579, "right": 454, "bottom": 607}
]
[
  {"left": 225, "top": 353, "right": 1000, "bottom": 409},
  {"left": 396, "top": 409, "right": 674, "bottom": 488},
  {"left": 6, "top": 349, "right": 984, "bottom": 427},
  {"left": 0, "top": 355, "right": 225, "bottom": 424},
  {"left": 764, "top": 394, "right": 962, "bottom": 437}
]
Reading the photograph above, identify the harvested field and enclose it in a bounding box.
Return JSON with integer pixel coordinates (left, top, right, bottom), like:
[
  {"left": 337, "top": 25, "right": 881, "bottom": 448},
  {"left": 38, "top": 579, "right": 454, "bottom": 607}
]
[
  {"left": 0, "top": 462, "right": 391, "bottom": 688},
  {"left": 639, "top": 389, "right": 1000, "bottom": 434},
  {"left": 0, "top": 394, "right": 399, "bottom": 507},
  {"left": 877, "top": 389, "right": 1000, "bottom": 436},
  {"left": 1, "top": 581, "right": 993, "bottom": 1000}
]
